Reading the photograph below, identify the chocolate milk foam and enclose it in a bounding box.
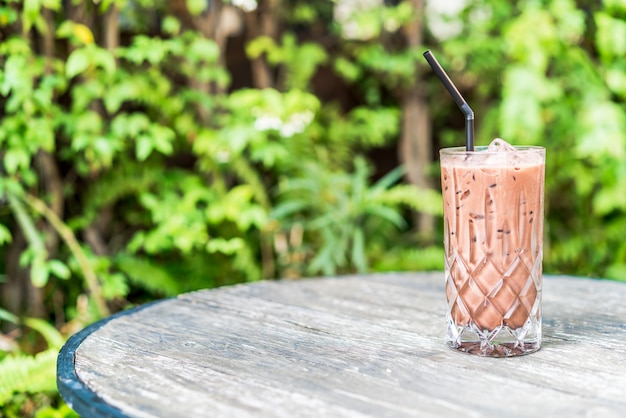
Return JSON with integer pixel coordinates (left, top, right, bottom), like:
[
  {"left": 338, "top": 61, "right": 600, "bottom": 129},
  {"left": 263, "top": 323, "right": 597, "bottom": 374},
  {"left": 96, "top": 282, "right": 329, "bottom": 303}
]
[{"left": 441, "top": 142, "right": 545, "bottom": 332}]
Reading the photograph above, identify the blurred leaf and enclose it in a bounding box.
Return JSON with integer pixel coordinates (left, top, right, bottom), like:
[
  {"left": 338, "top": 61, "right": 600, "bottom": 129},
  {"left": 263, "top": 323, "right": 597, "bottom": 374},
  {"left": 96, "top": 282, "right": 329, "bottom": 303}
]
[
  {"left": 0, "top": 308, "right": 19, "bottom": 325},
  {"left": 92, "top": 47, "right": 116, "bottom": 76},
  {"left": 500, "top": 66, "right": 555, "bottom": 143},
  {"left": 0, "top": 224, "right": 12, "bottom": 245},
  {"left": 0, "top": 7, "right": 18, "bottom": 26},
  {"left": 56, "top": 21, "right": 94, "bottom": 45},
  {"left": 363, "top": 205, "right": 405, "bottom": 228},
  {"left": 0, "top": 55, "right": 29, "bottom": 96},
  {"left": 0, "top": 349, "right": 58, "bottom": 405},
  {"left": 3, "top": 148, "right": 30, "bottom": 174},
  {"left": 270, "top": 200, "right": 308, "bottom": 220},
  {"left": 188, "top": 37, "right": 219, "bottom": 63},
  {"left": 373, "top": 246, "right": 445, "bottom": 272},
  {"left": 149, "top": 125, "right": 175, "bottom": 155},
  {"left": 334, "top": 56, "right": 362, "bottom": 82},
  {"left": 66, "top": 49, "right": 89, "bottom": 78},
  {"left": 30, "top": 257, "right": 49, "bottom": 288},
  {"left": 576, "top": 100, "right": 626, "bottom": 160},
  {"left": 351, "top": 228, "right": 366, "bottom": 273},
  {"left": 33, "top": 403, "right": 79, "bottom": 418},
  {"left": 604, "top": 65, "right": 626, "bottom": 98},
  {"left": 377, "top": 185, "right": 443, "bottom": 216},
  {"left": 22, "top": 318, "right": 64, "bottom": 349},
  {"left": 136, "top": 135, "right": 154, "bottom": 161},
  {"left": 246, "top": 36, "right": 276, "bottom": 60},
  {"left": 186, "top": 0, "right": 206, "bottom": 16},
  {"left": 595, "top": 12, "right": 626, "bottom": 60},
  {"left": 41, "top": 0, "right": 60, "bottom": 11},
  {"left": 7, "top": 194, "right": 49, "bottom": 288},
  {"left": 206, "top": 238, "right": 245, "bottom": 255},
  {"left": 115, "top": 255, "right": 180, "bottom": 297},
  {"left": 606, "top": 263, "right": 626, "bottom": 281},
  {"left": 161, "top": 16, "right": 180, "bottom": 35},
  {"left": 26, "top": 118, "right": 54, "bottom": 152},
  {"left": 47, "top": 260, "right": 70, "bottom": 280},
  {"left": 100, "top": 272, "right": 129, "bottom": 300},
  {"left": 504, "top": 5, "right": 557, "bottom": 72}
]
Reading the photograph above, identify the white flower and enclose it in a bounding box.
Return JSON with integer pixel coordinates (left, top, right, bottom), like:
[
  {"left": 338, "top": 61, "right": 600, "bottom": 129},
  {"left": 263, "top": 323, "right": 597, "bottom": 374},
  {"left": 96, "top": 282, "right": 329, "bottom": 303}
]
[
  {"left": 280, "top": 111, "right": 314, "bottom": 137},
  {"left": 254, "top": 111, "right": 315, "bottom": 137},
  {"left": 254, "top": 115, "right": 283, "bottom": 131},
  {"left": 216, "top": 150, "right": 231, "bottom": 163},
  {"left": 232, "top": 0, "right": 258, "bottom": 13}
]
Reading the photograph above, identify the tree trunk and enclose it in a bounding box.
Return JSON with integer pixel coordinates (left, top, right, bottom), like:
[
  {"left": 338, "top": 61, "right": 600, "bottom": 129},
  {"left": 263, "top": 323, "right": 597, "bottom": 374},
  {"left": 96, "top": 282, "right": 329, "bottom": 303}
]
[
  {"left": 80, "top": 1, "right": 119, "bottom": 259},
  {"left": 399, "top": 0, "right": 435, "bottom": 238},
  {"left": 245, "top": 0, "right": 280, "bottom": 89},
  {"left": 103, "top": 3, "right": 119, "bottom": 51},
  {"left": 243, "top": 0, "right": 281, "bottom": 278},
  {"left": 0, "top": 6, "right": 60, "bottom": 319},
  {"left": 400, "top": 89, "right": 434, "bottom": 236},
  {"left": 2, "top": 230, "right": 45, "bottom": 319},
  {"left": 35, "top": 152, "right": 63, "bottom": 255},
  {"left": 169, "top": 0, "right": 243, "bottom": 119}
]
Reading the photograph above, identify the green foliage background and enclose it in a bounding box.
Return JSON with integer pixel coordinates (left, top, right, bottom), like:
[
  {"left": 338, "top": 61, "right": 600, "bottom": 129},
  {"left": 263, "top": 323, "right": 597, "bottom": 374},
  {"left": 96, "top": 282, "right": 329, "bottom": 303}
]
[{"left": 0, "top": 0, "right": 625, "bottom": 415}]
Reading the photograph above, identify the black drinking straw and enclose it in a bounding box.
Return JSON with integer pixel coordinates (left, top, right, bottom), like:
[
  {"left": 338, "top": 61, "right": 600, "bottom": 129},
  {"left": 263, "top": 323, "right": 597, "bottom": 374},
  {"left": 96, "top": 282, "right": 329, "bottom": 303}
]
[{"left": 423, "top": 50, "right": 475, "bottom": 151}]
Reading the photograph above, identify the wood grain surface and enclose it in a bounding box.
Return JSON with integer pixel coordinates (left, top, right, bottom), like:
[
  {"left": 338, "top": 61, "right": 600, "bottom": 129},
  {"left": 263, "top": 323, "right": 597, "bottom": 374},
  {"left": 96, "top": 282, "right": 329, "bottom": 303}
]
[{"left": 62, "top": 272, "right": 626, "bottom": 417}]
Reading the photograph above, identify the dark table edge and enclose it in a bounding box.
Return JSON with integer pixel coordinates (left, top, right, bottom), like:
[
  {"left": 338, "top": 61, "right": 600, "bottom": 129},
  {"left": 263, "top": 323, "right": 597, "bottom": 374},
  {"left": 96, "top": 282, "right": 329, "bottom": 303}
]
[{"left": 57, "top": 299, "right": 168, "bottom": 418}]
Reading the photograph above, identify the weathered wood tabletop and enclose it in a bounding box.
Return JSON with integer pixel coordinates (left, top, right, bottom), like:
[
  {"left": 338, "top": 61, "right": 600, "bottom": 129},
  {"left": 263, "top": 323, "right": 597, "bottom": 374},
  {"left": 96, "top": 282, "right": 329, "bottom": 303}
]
[{"left": 57, "top": 272, "right": 626, "bottom": 417}]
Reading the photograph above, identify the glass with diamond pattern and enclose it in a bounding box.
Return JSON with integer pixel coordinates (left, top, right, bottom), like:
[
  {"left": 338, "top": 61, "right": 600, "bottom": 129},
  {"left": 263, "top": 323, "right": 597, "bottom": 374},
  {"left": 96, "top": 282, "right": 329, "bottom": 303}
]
[{"left": 440, "top": 143, "right": 545, "bottom": 357}]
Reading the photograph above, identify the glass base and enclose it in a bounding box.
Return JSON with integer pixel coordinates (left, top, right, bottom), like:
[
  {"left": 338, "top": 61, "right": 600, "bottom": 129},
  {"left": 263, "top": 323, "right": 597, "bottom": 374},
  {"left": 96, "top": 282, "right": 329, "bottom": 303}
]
[{"left": 447, "top": 318, "right": 541, "bottom": 357}]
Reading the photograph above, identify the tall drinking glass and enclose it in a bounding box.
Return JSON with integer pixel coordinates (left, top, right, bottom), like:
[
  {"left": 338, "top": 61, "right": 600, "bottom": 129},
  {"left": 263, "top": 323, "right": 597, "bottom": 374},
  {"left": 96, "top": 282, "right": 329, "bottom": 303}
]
[{"left": 440, "top": 144, "right": 545, "bottom": 357}]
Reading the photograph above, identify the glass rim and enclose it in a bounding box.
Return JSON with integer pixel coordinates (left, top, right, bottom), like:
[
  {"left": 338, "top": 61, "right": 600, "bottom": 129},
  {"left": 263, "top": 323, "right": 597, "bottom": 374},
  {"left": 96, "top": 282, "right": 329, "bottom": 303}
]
[{"left": 440, "top": 145, "right": 545, "bottom": 155}]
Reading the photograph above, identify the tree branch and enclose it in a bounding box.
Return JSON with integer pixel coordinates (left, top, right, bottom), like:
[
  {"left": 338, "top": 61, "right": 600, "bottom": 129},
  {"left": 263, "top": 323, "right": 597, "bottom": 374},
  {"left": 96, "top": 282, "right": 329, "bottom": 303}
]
[{"left": 21, "top": 193, "right": 110, "bottom": 318}]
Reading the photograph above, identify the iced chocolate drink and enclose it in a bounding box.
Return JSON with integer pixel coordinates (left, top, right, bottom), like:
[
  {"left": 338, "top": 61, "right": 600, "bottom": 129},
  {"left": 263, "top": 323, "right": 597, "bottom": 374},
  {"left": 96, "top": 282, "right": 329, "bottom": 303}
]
[{"left": 440, "top": 139, "right": 545, "bottom": 357}]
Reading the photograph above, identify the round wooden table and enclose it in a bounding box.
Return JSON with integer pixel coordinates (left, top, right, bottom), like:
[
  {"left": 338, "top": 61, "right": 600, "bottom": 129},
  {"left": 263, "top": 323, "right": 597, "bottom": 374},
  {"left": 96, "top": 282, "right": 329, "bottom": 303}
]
[{"left": 57, "top": 272, "right": 626, "bottom": 417}]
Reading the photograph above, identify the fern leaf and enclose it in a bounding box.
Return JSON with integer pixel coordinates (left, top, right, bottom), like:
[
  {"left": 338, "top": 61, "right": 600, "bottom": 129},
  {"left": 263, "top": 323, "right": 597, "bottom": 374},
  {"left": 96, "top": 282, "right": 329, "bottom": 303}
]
[
  {"left": 115, "top": 254, "right": 181, "bottom": 296},
  {"left": 0, "top": 348, "right": 58, "bottom": 406},
  {"left": 375, "top": 185, "right": 443, "bottom": 216}
]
